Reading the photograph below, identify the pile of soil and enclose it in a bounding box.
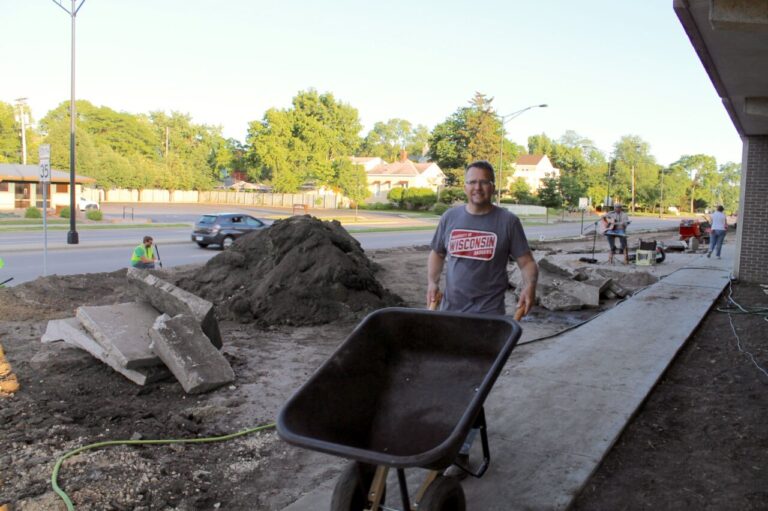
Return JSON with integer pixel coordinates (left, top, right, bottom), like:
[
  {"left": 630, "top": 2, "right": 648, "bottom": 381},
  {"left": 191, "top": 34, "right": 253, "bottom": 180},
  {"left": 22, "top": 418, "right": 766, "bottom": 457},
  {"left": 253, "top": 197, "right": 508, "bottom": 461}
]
[
  {"left": 0, "top": 270, "right": 136, "bottom": 322},
  {"left": 176, "top": 216, "right": 403, "bottom": 326}
]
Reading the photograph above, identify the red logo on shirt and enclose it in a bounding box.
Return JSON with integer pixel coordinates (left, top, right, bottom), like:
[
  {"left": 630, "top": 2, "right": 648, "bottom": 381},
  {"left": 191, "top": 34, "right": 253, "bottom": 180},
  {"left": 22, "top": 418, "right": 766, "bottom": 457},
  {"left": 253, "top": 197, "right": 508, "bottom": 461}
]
[{"left": 448, "top": 229, "right": 497, "bottom": 261}]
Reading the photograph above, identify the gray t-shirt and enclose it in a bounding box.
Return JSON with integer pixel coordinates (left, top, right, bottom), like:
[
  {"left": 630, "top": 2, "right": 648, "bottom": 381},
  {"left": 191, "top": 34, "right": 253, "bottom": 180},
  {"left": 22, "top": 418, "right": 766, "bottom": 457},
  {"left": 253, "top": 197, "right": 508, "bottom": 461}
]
[{"left": 430, "top": 205, "right": 530, "bottom": 314}]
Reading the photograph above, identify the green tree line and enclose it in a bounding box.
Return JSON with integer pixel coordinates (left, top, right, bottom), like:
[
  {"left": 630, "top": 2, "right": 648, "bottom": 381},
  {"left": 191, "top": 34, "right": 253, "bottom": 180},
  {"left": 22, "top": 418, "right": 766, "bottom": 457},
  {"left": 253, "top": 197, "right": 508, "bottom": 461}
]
[{"left": 0, "top": 91, "right": 740, "bottom": 212}]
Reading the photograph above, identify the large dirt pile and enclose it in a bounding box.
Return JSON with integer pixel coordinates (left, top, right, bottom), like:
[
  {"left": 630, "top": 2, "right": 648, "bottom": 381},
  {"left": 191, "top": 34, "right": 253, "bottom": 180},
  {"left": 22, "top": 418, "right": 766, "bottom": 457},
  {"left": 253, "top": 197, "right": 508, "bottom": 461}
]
[{"left": 176, "top": 215, "right": 403, "bottom": 325}]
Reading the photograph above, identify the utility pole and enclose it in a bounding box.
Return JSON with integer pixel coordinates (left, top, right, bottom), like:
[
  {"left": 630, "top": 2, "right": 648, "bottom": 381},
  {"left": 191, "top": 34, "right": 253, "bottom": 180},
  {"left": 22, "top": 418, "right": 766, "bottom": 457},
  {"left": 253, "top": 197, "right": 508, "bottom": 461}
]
[
  {"left": 659, "top": 167, "right": 664, "bottom": 218},
  {"left": 14, "top": 98, "right": 29, "bottom": 165},
  {"left": 631, "top": 163, "right": 635, "bottom": 213},
  {"left": 52, "top": 0, "right": 86, "bottom": 245}
]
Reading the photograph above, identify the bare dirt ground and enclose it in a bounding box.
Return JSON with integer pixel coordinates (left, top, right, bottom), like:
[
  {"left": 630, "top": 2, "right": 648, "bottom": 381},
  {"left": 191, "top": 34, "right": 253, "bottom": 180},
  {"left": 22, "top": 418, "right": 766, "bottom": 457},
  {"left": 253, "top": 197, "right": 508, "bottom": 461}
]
[{"left": 1, "top": 231, "right": 765, "bottom": 510}]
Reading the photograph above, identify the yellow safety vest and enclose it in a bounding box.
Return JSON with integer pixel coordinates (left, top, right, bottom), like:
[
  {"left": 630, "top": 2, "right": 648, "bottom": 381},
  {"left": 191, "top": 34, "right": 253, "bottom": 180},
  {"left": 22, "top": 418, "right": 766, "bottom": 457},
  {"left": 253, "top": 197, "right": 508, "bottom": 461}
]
[{"left": 131, "top": 244, "right": 154, "bottom": 265}]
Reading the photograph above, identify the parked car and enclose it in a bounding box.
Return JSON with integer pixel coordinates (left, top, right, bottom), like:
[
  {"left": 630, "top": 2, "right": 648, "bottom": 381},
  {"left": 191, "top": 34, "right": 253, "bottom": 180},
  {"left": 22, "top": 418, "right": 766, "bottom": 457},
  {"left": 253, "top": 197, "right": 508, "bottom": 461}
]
[
  {"left": 191, "top": 213, "right": 267, "bottom": 249},
  {"left": 78, "top": 197, "right": 100, "bottom": 211}
]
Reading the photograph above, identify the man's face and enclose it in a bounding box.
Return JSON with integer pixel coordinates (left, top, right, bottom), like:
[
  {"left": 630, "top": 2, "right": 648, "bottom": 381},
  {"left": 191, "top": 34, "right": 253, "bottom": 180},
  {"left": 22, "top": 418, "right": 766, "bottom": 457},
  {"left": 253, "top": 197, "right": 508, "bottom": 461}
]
[
  {"left": 464, "top": 166, "right": 495, "bottom": 207},
  {"left": 144, "top": 239, "right": 153, "bottom": 248}
]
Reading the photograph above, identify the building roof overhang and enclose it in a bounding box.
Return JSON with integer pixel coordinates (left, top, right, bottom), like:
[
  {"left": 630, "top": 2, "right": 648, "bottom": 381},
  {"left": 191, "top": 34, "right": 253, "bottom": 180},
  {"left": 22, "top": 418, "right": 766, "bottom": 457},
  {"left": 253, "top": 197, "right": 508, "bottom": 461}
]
[{"left": 674, "top": 0, "right": 768, "bottom": 137}]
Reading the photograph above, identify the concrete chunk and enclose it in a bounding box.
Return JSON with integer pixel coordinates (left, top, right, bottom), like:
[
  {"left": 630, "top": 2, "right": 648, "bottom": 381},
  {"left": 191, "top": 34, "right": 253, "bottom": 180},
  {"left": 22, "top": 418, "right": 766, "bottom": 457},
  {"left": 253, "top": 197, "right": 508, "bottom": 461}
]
[
  {"left": 41, "top": 318, "right": 170, "bottom": 385},
  {"left": 538, "top": 257, "right": 578, "bottom": 279},
  {"left": 76, "top": 302, "right": 163, "bottom": 369},
  {"left": 150, "top": 314, "right": 234, "bottom": 394},
  {"left": 127, "top": 268, "right": 222, "bottom": 349},
  {"left": 539, "top": 289, "right": 583, "bottom": 311},
  {"left": 582, "top": 277, "right": 613, "bottom": 295}
]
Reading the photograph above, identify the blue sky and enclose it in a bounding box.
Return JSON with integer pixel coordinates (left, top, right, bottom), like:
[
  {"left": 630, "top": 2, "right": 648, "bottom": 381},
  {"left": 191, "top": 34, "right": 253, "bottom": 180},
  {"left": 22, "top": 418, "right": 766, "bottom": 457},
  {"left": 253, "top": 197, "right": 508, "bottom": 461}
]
[{"left": 1, "top": 1, "right": 742, "bottom": 166}]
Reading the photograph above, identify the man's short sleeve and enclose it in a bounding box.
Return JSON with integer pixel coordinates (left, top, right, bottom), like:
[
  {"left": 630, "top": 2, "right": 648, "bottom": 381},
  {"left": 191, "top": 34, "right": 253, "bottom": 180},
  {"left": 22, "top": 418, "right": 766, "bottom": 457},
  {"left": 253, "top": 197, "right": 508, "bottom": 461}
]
[
  {"left": 133, "top": 246, "right": 144, "bottom": 259},
  {"left": 430, "top": 214, "right": 448, "bottom": 255},
  {"left": 507, "top": 214, "right": 530, "bottom": 259}
]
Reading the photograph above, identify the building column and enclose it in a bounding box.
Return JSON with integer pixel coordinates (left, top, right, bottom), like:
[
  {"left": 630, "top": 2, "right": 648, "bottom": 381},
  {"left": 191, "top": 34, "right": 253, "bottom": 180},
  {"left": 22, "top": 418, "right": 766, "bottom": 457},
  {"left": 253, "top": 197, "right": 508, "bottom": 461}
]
[{"left": 733, "top": 136, "right": 768, "bottom": 283}]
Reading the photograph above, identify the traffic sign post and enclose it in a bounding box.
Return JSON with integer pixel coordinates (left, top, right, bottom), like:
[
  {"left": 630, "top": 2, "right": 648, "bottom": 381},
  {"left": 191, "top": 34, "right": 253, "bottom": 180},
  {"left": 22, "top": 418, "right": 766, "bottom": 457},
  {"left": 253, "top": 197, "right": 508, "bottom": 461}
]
[{"left": 39, "top": 145, "right": 51, "bottom": 276}]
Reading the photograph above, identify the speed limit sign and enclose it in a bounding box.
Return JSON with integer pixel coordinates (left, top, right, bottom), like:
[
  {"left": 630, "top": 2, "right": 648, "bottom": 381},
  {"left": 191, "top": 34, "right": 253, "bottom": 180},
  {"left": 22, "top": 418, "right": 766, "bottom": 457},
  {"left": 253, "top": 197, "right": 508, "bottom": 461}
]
[{"left": 39, "top": 144, "right": 51, "bottom": 182}]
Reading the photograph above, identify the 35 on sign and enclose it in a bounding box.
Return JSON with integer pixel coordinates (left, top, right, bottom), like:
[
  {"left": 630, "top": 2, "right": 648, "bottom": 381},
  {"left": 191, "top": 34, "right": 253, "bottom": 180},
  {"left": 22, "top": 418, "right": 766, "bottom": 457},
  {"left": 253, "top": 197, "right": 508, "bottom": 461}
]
[{"left": 39, "top": 161, "right": 51, "bottom": 182}]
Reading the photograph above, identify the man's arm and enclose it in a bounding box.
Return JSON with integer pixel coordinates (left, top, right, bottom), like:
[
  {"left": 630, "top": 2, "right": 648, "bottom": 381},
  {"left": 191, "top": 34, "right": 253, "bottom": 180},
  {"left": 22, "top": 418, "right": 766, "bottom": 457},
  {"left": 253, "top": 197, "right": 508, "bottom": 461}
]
[
  {"left": 427, "top": 250, "right": 445, "bottom": 307},
  {"left": 139, "top": 247, "right": 154, "bottom": 263},
  {"left": 515, "top": 251, "right": 538, "bottom": 316}
]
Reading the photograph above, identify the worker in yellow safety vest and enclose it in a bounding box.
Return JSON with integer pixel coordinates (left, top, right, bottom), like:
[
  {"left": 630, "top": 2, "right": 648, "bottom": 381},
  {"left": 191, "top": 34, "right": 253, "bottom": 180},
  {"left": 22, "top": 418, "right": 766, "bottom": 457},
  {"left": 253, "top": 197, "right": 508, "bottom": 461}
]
[{"left": 130, "top": 236, "right": 156, "bottom": 269}]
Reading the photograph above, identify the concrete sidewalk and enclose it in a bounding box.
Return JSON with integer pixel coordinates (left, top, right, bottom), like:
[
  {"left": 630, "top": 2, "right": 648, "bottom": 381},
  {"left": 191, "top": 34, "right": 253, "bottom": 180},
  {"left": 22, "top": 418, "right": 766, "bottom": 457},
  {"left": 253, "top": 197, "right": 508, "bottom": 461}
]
[{"left": 283, "top": 249, "right": 733, "bottom": 510}]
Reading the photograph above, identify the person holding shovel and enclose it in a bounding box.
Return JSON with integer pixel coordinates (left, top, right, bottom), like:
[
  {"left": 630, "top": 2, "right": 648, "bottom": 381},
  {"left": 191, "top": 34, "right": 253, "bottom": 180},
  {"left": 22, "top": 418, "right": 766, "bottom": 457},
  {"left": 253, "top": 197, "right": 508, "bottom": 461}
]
[
  {"left": 427, "top": 160, "right": 538, "bottom": 317},
  {"left": 130, "top": 236, "right": 157, "bottom": 269}
]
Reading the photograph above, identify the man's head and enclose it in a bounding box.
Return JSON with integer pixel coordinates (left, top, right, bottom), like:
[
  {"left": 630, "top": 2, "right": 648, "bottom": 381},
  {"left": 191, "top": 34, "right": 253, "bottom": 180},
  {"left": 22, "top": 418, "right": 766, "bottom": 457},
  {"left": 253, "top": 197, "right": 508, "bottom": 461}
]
[
  {"left": 464, "top": 160, "right": 495, "bottom": 209},
  {"left": 613, "top": 203, "right": 623, "bottom": 211},
  {"left": 143, "top": 236, "right": 153, "bottom": 247},
  {"left": 717, "top": 205, "right": 724, "bottom": 212}
]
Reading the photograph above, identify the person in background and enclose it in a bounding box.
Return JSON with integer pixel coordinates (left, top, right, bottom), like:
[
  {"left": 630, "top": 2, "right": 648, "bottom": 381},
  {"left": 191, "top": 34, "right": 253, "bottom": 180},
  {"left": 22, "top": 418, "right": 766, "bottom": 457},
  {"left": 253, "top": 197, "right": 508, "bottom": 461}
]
[
  {"left": 130, "top": 236, "right": 156, "bottom": 269},
  {"left": 602, "top": 203, "right": 630, "bottom": 262},
  {"left": 707, "top": 205, "right": 728, "bottom": 259}
]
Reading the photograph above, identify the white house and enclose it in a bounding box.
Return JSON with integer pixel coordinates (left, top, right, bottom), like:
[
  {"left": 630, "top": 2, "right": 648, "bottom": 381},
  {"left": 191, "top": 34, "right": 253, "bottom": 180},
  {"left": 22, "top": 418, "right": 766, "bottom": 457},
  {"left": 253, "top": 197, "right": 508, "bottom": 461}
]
[
  {"left": 0, "top": 164, "right": 96, "bottom": 211},
  {"left": 358, "top": 153, "right": 446, "bottom": 202},
  {"left": 510, "top": 154, "right": 560, "bottom": 191},
  {"left": 350, "top": 157, "right": 386, "bottom": 172}
]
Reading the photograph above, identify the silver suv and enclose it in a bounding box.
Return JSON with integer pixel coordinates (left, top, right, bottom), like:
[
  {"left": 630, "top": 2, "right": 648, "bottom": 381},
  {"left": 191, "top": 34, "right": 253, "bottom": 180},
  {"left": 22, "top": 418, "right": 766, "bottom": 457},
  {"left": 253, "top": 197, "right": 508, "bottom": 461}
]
[{"left": 191, "top": 213, "right": 267, "bottom": 249}]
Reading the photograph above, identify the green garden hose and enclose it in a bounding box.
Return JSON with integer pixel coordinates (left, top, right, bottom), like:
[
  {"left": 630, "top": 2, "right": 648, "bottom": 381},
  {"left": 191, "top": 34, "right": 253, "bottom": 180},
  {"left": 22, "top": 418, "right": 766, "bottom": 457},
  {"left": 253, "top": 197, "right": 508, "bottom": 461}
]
[{"left": 51, "top": 422, "right": 276, "bottom": 510}]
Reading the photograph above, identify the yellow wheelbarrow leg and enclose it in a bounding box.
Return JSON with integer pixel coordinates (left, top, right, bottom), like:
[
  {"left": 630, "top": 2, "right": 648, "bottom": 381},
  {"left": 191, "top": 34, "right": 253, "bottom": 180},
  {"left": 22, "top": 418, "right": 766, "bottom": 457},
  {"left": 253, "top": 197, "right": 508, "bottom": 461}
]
[
  {"left": 0, "top": 342, "right": 20, "bottom": 395},
  {"left": 412, "top": 470, "right": 441, "bottom": 508},
  {"left": 365, "top": 465, "right": 389, "bottom": 511}
]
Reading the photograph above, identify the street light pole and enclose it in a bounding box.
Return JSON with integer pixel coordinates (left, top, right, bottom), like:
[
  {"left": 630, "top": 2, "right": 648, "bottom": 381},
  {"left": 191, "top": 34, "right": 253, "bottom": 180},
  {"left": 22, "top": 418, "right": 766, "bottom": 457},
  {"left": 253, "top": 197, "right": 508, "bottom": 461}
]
[
  {"left": 52, "top": 0, "right": 86, "bottom": 245},
  {"left": 14, "top": 98, "right": 28, "bottom": 165},
  {"left": 497, "top": 104, "right": 547, "bottom": 206}
]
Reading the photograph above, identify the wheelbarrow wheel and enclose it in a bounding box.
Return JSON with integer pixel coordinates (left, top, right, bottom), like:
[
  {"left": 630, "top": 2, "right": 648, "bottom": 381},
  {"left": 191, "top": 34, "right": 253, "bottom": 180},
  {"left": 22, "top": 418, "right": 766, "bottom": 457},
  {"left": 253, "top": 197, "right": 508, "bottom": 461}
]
[
  {"left": 418, "top": 475, "right": 466, "bottom": 511},
  {"left": 330, "top": 461, "right": 385, "bottom": 511}
]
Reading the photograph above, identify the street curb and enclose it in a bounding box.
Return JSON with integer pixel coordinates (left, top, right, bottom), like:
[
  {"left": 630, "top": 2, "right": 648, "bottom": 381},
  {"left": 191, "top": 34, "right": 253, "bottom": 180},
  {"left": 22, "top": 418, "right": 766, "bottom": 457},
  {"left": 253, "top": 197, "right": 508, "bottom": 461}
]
[{"left": 1, "top": 238, "right": 191, "bottom": 253}]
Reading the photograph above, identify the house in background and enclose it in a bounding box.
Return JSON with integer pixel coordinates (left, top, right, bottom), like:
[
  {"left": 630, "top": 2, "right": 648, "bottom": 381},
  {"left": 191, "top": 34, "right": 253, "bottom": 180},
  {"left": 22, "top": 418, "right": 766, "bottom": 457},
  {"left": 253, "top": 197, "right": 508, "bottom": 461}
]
[
  {"left": 358, "top": 152, "right": 446, "bottom": 202},
  {"left": 350, "top": 157, "right": 386, "bottom": 172},
  {"left": 510, "top": 154, "right": 560, "bottom": 191},
  {"left": 0, "top": 164, "right": 96, "bottom": 211}
]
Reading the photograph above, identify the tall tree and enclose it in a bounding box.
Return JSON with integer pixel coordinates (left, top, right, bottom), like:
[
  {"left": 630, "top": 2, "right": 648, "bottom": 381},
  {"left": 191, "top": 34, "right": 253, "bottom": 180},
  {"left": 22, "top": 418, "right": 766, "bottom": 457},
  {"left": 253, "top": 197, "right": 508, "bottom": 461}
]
[
  {"left": 668, "top": 154, "right": 717, "bottom": 212},
  {"left": 246, "top": 90, "right": 362, "bottom": 192},
  {"left": 610, "top": 136, "right": 656, "bottom": 212},
  {"left": 332, "top": 159, "right": 370, "bottom": 205},
  {"left": 428, "top": 92, "right": 507, "bottom": 186},
  {"left": 0, "top": 101, "right": 21, "bottom": 163}
]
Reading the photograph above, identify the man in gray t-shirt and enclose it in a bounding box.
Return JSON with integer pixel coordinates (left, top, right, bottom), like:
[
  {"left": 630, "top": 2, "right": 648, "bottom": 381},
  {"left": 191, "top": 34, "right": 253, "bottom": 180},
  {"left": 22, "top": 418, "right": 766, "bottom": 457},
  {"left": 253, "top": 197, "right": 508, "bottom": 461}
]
[{"left": 428, "top": 160, "right": 538, "bottom": 317}]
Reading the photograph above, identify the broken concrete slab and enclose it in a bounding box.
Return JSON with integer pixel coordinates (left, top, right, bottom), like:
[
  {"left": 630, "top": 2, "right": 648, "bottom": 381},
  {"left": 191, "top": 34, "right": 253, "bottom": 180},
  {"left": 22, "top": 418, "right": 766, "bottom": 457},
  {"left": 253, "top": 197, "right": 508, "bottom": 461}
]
[
  {"left": 582, "top": 276, "right": 613, "bottom": 295},
  {"left": 76, "top": 302, "right": 163, "bottom": 369},
  {"left": 539, "top": 288, "right": 583, "bottom": 311},
  {"left": 538, "top": 257, "right": 579, "bottom": 279},
  {"left": 607, "top": 280, "right": 630, "bottom": 298},
  {"left": 150, "top": 314, "right": 234, "bottom": 394},
  {"left": 127, "top": 268, "right": 222, "bottom": 349},
  {"left": 41, "top": 318, "right": 170, "bottom": 385}
]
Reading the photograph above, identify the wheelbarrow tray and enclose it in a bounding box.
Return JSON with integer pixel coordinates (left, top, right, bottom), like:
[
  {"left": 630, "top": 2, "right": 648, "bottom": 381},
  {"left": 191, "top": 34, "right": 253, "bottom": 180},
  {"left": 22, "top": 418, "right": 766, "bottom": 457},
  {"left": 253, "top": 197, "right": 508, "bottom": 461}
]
[{"left": 277, "top": 307, "right": 521, "bottom": 470}]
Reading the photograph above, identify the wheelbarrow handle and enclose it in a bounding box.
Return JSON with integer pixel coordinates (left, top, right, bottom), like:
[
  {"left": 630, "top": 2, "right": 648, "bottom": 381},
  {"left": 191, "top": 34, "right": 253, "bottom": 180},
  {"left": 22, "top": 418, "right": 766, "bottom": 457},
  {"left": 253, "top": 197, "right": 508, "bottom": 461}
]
[
  {"left": 428, "top": 291, "right": 443, "bottom": 311},
  {"left": 513, "top": 307, "right": 525, "bottom": 322}
]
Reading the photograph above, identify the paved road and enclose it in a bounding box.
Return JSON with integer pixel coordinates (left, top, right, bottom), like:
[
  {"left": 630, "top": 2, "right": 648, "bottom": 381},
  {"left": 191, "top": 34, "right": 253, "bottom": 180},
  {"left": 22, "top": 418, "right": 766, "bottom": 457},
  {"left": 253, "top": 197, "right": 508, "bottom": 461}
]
[{"left": 0, "top": 214, "right": 680, "bottom": 287}]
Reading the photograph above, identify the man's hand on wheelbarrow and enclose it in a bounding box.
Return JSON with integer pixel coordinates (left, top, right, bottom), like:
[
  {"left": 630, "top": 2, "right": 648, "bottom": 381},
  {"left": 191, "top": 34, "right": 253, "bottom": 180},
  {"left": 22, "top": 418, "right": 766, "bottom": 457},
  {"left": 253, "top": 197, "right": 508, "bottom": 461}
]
[
  {"left": 515, "top": 283, "right": 536, "bottom": 320},
  {"left": 427, "top": 288, "right": 443, "bottom": 311},
  {"left": 427, "top": 283, "right": 442, "bottom": 310}
]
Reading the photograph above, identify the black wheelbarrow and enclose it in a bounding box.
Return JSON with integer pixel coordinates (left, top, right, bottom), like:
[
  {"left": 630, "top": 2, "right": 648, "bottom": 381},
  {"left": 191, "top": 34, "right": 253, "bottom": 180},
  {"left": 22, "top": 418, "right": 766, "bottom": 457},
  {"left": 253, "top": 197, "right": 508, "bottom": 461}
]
[{"left": 277, "top": 307, "right": 522, "bottom": 510}]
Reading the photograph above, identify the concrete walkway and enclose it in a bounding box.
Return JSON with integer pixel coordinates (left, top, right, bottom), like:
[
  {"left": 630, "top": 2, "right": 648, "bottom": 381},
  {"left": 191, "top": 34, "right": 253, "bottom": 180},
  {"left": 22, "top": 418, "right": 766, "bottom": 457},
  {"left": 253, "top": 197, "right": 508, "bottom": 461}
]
[{"left": 283, "top": 248, "right": 733, "bottom": 510}]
